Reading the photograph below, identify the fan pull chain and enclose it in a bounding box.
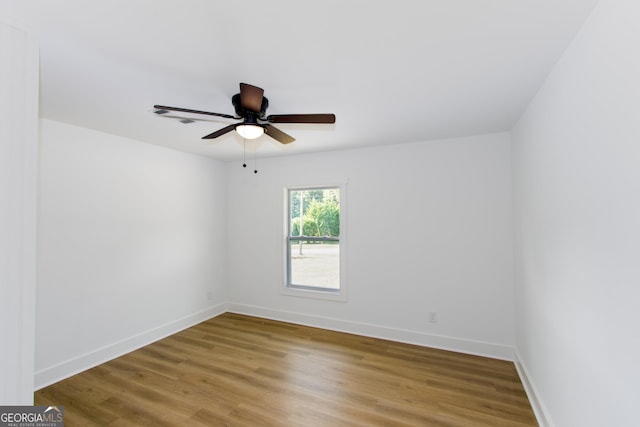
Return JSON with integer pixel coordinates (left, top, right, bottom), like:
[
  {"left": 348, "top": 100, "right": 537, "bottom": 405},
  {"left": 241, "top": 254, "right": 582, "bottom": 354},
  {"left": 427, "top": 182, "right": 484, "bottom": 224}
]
[
  {"left": 242, "top": 138, "right": 247, "bottom": 168},
  {"left": 241, "top": 138, "right": 258, "bottom": 174},
  {"left": 254, "top": 142, "right": 258, "bottom": 174}
]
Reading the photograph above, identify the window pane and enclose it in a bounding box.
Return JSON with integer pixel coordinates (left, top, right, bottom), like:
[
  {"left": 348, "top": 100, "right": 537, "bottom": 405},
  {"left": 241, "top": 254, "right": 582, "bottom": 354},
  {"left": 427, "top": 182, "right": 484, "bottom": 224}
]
[
  {"left": 289, "top": 241, "right": 340, "bottom": 290},
  {"left": 289, "top": 189, "right": 340, "bottom": 238},
  {"left": 287, "top": 187, "right": 341, "bottom": 291}
]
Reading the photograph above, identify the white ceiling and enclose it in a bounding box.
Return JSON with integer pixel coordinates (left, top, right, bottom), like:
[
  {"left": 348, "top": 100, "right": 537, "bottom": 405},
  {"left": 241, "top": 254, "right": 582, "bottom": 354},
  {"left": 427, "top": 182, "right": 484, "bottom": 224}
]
[{"left": 3, "top": 0, "right": 598, "bottom": 161}]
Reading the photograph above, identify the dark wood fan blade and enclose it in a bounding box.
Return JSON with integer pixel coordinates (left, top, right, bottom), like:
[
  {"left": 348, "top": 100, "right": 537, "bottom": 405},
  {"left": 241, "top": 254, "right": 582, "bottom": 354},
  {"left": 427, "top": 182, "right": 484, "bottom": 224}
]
[
  {"left": 266, "top": 113, "right": 336, "bottom": 124},
  {"left": 239, "top": 83, "right": 264, "bottom": 113},
  {"left": 202, "top": 124, "right": 237, "bottom": 140},
  {"left": 264, "top": 124, "right": 295, "bottom": 144},
  {"left": 154, "top": 105, "right": 236, "bottom": 119},
  {"left": 157, "top": 114, "right": 229, "bottom": 124}
]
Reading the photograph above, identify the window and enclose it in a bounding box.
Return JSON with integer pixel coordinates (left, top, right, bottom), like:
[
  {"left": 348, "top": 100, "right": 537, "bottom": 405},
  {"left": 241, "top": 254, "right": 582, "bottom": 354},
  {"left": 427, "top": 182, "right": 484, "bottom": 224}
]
[{"left": 284, "top": 185, "right": 345, "bottom": 300}]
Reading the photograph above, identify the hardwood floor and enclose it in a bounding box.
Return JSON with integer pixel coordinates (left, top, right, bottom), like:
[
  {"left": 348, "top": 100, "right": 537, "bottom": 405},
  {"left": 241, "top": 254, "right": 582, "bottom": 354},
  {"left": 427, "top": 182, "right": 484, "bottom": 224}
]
[{"left": 35, "top": 313, "right": 537, "bottom": 426}]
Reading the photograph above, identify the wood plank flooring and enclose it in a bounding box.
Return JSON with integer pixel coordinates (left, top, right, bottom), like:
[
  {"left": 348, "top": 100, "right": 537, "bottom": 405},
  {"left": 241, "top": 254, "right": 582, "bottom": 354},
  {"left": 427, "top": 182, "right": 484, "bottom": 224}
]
[{"left": 35, "top": 313, "right": 537, "bottom": 426}]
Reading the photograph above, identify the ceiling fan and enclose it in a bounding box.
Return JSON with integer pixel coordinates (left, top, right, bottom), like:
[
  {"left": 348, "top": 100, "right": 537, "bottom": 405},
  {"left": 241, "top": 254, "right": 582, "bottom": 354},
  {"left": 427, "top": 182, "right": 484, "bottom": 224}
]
[{"left": 154, "top": 83, "right": 336, "bottom": 144}]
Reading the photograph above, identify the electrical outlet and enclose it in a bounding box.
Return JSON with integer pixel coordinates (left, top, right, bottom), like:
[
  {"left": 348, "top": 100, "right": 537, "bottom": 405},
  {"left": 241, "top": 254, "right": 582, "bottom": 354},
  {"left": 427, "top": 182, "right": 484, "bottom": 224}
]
[
  {"left": 207, "top": 291, "right": 212, "bottom": 301},
  {"left": 428, "top": 312, "right": 438, "bottom": 323}
]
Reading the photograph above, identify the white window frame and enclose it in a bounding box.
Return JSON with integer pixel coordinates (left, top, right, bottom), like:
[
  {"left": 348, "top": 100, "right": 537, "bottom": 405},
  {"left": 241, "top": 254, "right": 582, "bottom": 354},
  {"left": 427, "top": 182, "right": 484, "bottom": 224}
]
[{"left": 281, "top": 183, "right": 347, "bottom": 302}]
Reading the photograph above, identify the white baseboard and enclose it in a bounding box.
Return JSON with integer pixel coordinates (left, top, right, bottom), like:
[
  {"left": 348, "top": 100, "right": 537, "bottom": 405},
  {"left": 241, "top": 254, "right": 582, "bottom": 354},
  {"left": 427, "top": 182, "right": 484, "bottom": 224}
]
[
  {"left": 514, "top": 349, "right": 552, "bottom": 427},
  {"left": 34, "top": 303, "right": 227, "bottom": 390},
  {"left": 227, "top": 303, "right": 514, "bottom": 361}
]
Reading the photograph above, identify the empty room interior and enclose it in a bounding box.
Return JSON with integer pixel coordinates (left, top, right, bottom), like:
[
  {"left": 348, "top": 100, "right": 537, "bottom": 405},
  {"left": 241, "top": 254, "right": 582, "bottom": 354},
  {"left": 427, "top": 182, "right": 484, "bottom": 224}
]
[{"left": 2, "top": 0, "right": 639, "bottom": 426}]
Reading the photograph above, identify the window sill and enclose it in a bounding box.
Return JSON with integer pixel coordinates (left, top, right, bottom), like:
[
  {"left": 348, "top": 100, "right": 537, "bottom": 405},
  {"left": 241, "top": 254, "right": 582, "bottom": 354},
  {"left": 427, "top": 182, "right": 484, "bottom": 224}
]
[{"left": 281, "top": 285, "right": 347, "bottom": 302}]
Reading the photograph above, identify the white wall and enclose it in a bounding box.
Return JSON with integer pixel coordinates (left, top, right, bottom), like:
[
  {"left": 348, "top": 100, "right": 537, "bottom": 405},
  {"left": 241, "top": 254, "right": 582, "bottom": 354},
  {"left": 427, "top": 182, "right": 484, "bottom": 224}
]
[
  {"left": 35, "top": 119, "right": 228, "bottom": 388},
  {"left": 0, "top": 21, "right": 38, "bottom": 405},
  {"left": 226, "top": 133, "right": 515, "bottom": 359},
  {"left": 512, "top": 0, "right": 640, "bottom": 425}
]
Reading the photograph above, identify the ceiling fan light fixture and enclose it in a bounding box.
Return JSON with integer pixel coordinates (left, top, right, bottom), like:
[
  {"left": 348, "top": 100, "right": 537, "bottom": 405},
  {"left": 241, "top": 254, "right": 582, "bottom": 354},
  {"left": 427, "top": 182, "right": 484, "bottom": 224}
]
[{"left": 236, "top": 124, "right": 264, "bottom": 140}]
